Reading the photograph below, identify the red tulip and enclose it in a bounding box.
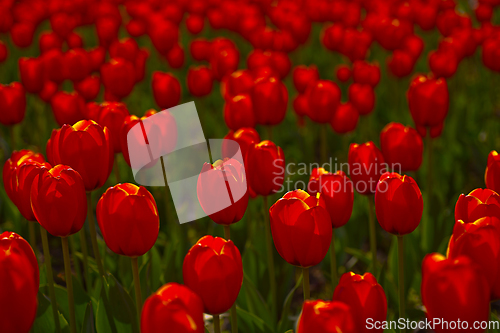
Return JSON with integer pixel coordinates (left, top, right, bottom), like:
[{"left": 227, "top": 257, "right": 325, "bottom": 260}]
[
  {"left": 126, "top": 19, "right": 147, "bottom": 37},
  {"left": 50, "top": 12, "right": 75, "bottom": 39},
  {"left": 41, "top": 49, "right": 65, "bottom": 84},
  {"left": 245, "top": 140, "right": 285, "bottom": 196},
  {"left": 330, "top": 102, "right": 359, "bottom": 134},
  {"left": 96, "top": 102, "right": 130, "bottom": 154},
  {"left": 18, "top": 57, "right": 44, "bottom": 93},
  {"left": 421, "top": 254, "right": 489, "bottom": 332},
  {"left": 134, "top": 49, "right": 149, "bottom": 83},
  {"left": 375, "top": 172, "right": 423, "bottom": 235},
  {"left": 476, "top": 4, "right": 493, "bottom": 23},
  {"left": 187, "top": 66, "right": 213, "bottom": 97},
  {"left": 46, "top": 120, "right": 113, "bottom": 191},
  {"left": 66, "top": 32, "right": 83, "bottom": 49},
  {"left": 165, "top": 44, "right": 184, "bottom": 69},
  {"left": 348, "top": 83, "right": 375, "bottom": 115},
  {"left": 293, "top": 94, "right": 309, "bottom": 121},
  {"left": 141, "top": 283, "right": 204, "bottom": 333},
  {"left": 3, "top": 150, "right": 45, "bottom": 202},
  {"left": 380, "top": 122, "right": 423, "bottom": 172},
  {"left": 297, "top": 300, "right": 356, "bottom": 333},
  {"left": 197, "top": 158, "right": 249, "bottom": 225},
  {"left": 333, "top": 272, "right": 387, "bottom": 333},
  {"left": 252, "top": 76, "right": 288, "bottom": 126},
  {"left": 224, "top": 94, "right": 255, "bottom": 131},
  {"left": 222, "top": 69, "right": 254, "bottom": 99},
  {"left": 352, "top": 61, "right": 380, "bottom": 87},
  {"left": 39, "top": 80, "right": 58, "bottom": 103},
  {"left": 65, "top": 48, "right": 91, "bottom": 82},
  {"left": 0, "top": 82, "right": 26, "bottom": 126},
  {"left": 149, "top": 19, "right": 179, "bottom": 56},
  {"left": 336, "top": 64, "right": 351, "bottom": 82},
  {"left": 210, "top": 46, "right": 239, "bottom": 81},
  {"left": 74, "top": 75, "right": 100, "bottom": 101},
  {"left": 95, "top": 16, "right": 120, "bottom": 47},
  {"left": 0, "top": 232, "right": 39, "bottom": 333},
  {"left": 190, "top": 39, "right": 212, "bottom": 62},
  {"left": 348, "top": 142, "right": 386, "bottom": 195},
  {"left": 483, "top": 35, "right": 500, "bottom": 72},
  {"left": 39, "top": 31, "right": 63, "bottom": 53},
  {"left": 292, "top": 65, "right": 319, "bottom": 93},
  {"left": 222, "top": 128, "right": 261, "bottom": 161},
  {"left": 429, "top": 48, "right": 458, "bottom": 78},
  {"left": 101, "top": 58, "right": 136, "bottom": 100},
  {"left": 109, "top": 38, "right": 139, "bottom": 63},
  {"left": 183, "top": 236, "right": 243, "bottom": 315},
  {"left": 31, "top": 165, "right": 87, "bottom": 237},
  {"left": 186, "top": 14, "right": 204, "bottom": 34},
  {"left": 455, "top": 188, "right": 500, "bottom": 224},
  {"left": 318, "top": 171, "right": 354, "bottom": 228},
  {"left": 402, "top": 35, "right": 424, "bottom": 60},
  {"left": 306, "top": 80, "right": 341, "bottom": 123},
  {"left": 152, "top": 72, "right": 181, "bottom": 109},
  {"left": 307, "top": 167, "right": 330, "bottom": 196},
  {"left": 407, "top": 74, "right": 449, "bottom": 138},
  {"left": 10, "top": 23, "right": 35, "bottom": 48},
  {"left": 50, "top": 91, "right": 86, "bottom": 127},
  {"left": 88, "top": 46, "right": 106, "bottom": 73},
  {"left": 97, "top": 183, "right": 159, "bottom": 257},
  {"left": 387, "top": 50, "right": 415, "bottom": 78},
  {"left": 485, "top": 151, "right": 500, "bottom": 194}
]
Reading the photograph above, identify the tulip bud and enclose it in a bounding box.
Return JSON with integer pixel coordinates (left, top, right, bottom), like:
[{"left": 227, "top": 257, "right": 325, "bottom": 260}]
[
  {"left": 292, "top": 65, "right": 319, "bottom": 93},
  {"left": 380, "top": 122, "right": 423, "bottom": 172},
  {"left": 10, "top": 23, "right": 35, "bottom": 48},
  {"left": 223, "top": 94, "right": 256, "bottom": 131},
  {"left": 97, "top": 183, "right": 159, "bottom": 257},
  {"left": 336, "top": 64, "right": 351, "bottom": 82},
  {"left": 190, "top": 39, "right": 212, "bottom": 62},
  {"left": 387, "top": 50, "right": 415, "bottom": 78},
  {"left": 109, "top": 38, "right": 139, "bottom": 63},
  {"left": 183, "top": 236, "right": 243, "bottom": 315},
  {"left": 39, "top": 31, "right": 63, "bottom": 54},
  {"left": 187, "top": 66, "right": 213, "bottom": 97},
  {"left": 330, "top": 102, "right": 359, "bottom": 134},
  {"left": 222, "top": 128, "right": 260, "bottom": 161},
  {"left": 96, "top": 102, "right": 130, "bottom": 154},
  {"left": 306, "top": 80, "right": 341, "bottom": 123},
  {"left": 165, "top": 44, "right": 184, "bottom": 69},
  {"left": 186, "top": 14, "right": 204, "bottom": 35},
  {"left": 221, "top": 69, "right": 254, "bottom": 99},
  {"left": 50, "top": 91, "right": 86, "bottom": 127},
  {"left": 101, "top": 58, "right": 136, "bottom": 100},
  {"left": 0, "top": 82, "right": 26, "bottom": 126},
  {"left": 485, "top": 151, "right": 500, "bottom": 194},
  {"left": 74, "top": 75, "right": 101, "bottom": 101},
  {"left": 18, "top": 57, "right": 44, "bottom": 93},
  {"left": 65, "top": 48, "right": 91, "bottom": 82},
  {"left": 352, "top": 61, "right": 380, "bottom": 87},
  {"left": 252, "top": 76, "right": 288, "bottom": 126},
  {"left": 245, "top": 140, "right": 285, "bottom": 196},
  {"left": 152, "top": 71, "right": 181, "bottom": 109},
  {"left": 3, "top": 150, "right": 45, "bottom": 202},
  {"left": 482, "top": 36, "right": 500, "bottom": 72},
  {"left": 307, "top": 167, "right": 329, "bottom": 196},
  {"left": 348, "top": 83, "right": 375, "bottom": 115},
  {"left": 297, "top": 300, "right": 356, "bottom": 333},
  {"left": 348, "top": 142, "right": 386, "bottom": 195},
  {"left": 318, "top": 171, "right": 354, "bottom": 228}
]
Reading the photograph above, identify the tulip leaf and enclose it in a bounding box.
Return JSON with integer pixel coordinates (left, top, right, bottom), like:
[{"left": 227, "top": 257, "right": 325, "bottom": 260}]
[
  {"left": 32, "top": 289, "right": 70, "bottom": 333},
  {"left": 54, "top": 276, "right": 92, "bottom": 332},
  {"left": 241, "top": 272, "right": 275, "bottom": 329},
  {"left": 344, "top": 247, "right": 372, "bottom": 265},
  {"left": 96, "top": 274, "right": 139, "bottom": 333},
  {"left": 277, "top": 274, "right": 303, "bottom": 333},
  {"left": 236, "top": 306, "right": 274, "bottom": 333},
  {"left": 81, "top": 302, "right": 95, "bottom": 333}
]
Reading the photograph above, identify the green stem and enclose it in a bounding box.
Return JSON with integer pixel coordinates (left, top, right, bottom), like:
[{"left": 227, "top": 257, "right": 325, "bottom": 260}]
[
  {"left": 68, "top": 235, "right": 81, "bottom": 285},
  {"left": 114, "top": 155, "right": 120, "bottom": 184},
  {"left": 9, "top": 125, "right": 15, "bottom": 150},
  {"left": 397, "top": 235, "right": 405, "bottom": 333},
  {"left": 224, "top": 225, "right": 230, "bottom": 240},
  {"left": 28, "top": 221, "right": 38, "bottom": 261},
  {"left": 62, "top": 237, "right": 77, "bottom": 333},
  {"left": 321, "top": 125, "right": 327, "bottom": 164},
  {"left": 87, "top": 192, "right": 105, "bottom": 277},
  {"left": 267, "top": 126, "right": 273, "bottom": 141},
  {"left": 422, "top": 135, "right": 433, "bottom": 252},
  {"left": 367, "top": 195, "right": 377, "bottom": 275},
  {"left": 223, "top": 225, "right": 238, "bottom": 333},
  {"left": 302, "top": 267, "right": 310, "bottom": 300},
  {"left": 330, "top": 230, "right": 338, "bottom": 288},
  {"left": 78, "top": 228, "right": 91, "bottom": 290},
  {"left": 40, "top": 226, "right": 61, "bottom": 333},
  {"left": 263, "top": 196, "right": 277, "bottom": 320},
  {"left": 213, "top": 314, "right": 221, "bottom": 333},
  {"left": 131, "top": 257, "right": 142, "bottom": 322}
]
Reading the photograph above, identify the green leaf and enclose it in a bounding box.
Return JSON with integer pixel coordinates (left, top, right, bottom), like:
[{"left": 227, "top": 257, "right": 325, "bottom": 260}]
[
  {"left": 344, "top": 247, "right": 372, "bottom": 265},
  {"left": 54, "top": 276, "right": 91, "bottom": 332},
  {"left": 81, "top": 302, "right": 95, "bottom": 333},
  {"left": 32, "top": 289, "right": 70, "bottom": 333},
  {"left": 96, "top": 274, "right": 139, "bottom": 333},
  {"left": 236, "top": 306, "right": 274, "bottom": 333},
  {"left": 242, "top": 273, "right": 274, "bottom": 329},
  {"left": 277, "top": 274, "right": 303, "bottom": 333}
]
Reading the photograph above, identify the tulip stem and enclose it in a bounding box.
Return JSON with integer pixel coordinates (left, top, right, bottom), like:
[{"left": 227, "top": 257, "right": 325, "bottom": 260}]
[
  {"left": 267, "top": 126, "right": 273, "bottom": 141},
  {"left": 397, "top": 235, "right": 405, "bottom": 333},
  {"left": 330, "top": 230, "right": 338, "bottom": 288},
  {"left": 263, "top": 196, "right": 277, "bottom": 320},
  {"left": 422, "top": 135, "right": 433, "bottom": 252},
  {"left": 68, "top": 235, "right": 82, "bottom": 286},
  {"left": 62, "top": 237, "right": 77, "bottom": 333},
  {"left": 28, "top": 221, "right": 38, "bottom": 261},
  {"left": 302, "top": 267, "right": 310, "bottom": 300},
  {"left": 223, "top": 225, "right": 238, "bottom": 333},
  {"left": 367, "top": 195, "right": 377, "bottom": 275},
  {"left": 40, "top": 226, "right": 61, "bottom": 333},
  {"left": 78, "top": 228, "right": 91, "bottom": 290},
  {"left": 87, "top": 192, "right": 105, "bottom": 277},
  {"left": 321, "top": 125, "right": 327, "bottom": 164},
  {"left": 131, "top": 257, "right": 142, "bottom": 322},
  {"left": 213, "top": 314, "right": 221, "bottom": 333},
  {"left": 114, "top": 155, "right": 120, "bottom": 184},
  {"left": 9, "top": 125, "right": 15, "bottom": 150}
]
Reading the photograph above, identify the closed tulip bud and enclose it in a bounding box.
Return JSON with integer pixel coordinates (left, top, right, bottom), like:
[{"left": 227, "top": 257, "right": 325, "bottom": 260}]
[
  {"left": 270, "top": 190, "right": 332, "bottom": 267},
  {"left": 380, "top": 122, "right": 423, "bottom": 172},
  {"left": 149, "top": 19, "right": 179, "bottom": 56},
  {"left": 50, "top": 12, "right": 75, "bottom": 39},
  {"left": 352, "top": 61, "right": 380, "bottom": 87},
  {"left": 187, "top": 66, "right": 213, "bottom": 97},
  {"left": 18, "top": 57, "right": 44, "bottom": 94},
  {"left": 482, "top": 37, "right": 500, "bottom": 72},
  {"left": 223, "top": 94, "right": 255, "bottom": 131},
  {"left": 387, "top": 50, "right": 415, "bottom": 78},
  {"left": 293, "top": 94, "right": 309, "bottom": 120},
  {"left": 330, "top": 102, "right": 359, "bottom": 134},
  {"left": 221, "top": 69, "right": 254, "bottom": 99},
  {"left": 10, "top": 23, "right": 35, "bottom": 48},
  {"left": 31, "top": 165, "right": 87, "bottom": 237},
  {"left": 101, "top": 58, "right": 136, "bottom": 99},
  {"left": 375, "top": 172, "right": 423, "bottom": 235},
  {"left": 252, "top": 76, "right": 288, "bottom": 126},
  {"left": 297, "top": 300, "right": 356, "bottom": 333},
  {"left": 333, "top": 272, "right": 387, "bottom": 333},
  {"left": 152, "top": 71, "right": 181, "bottom": 109},
  {"left": 485, "top": 151, "right": 500, "bottom": 193},
  {"left": 95, "top": 17, "right": 120, "bottom": 48},
  {"left": 292, "top": 65, "right": 319, "bottom": 93},
  {"left": 126, "top": 19, "right": 147, "bottom": 37},
  {"left": 0, "top": 232, "right": 39, "bottom": 333},
  {"left": 47, "top": 120, "right": 113, "bottom": 191},
  {"left": 74, "top": 75, "right": 100, "bottom": 101},
  {"left": 348, "top": 142, "right": 386, "bottom": 195},
  {"left": 455, "top": 188, "right": 500, "bottom": 223},
  {"left": 247, "top": 50, "right": 272, "bottom": 73},
  {"left": 65, "top": 48, "right": 91, "bottom": 82},
  {"left": 197, "top": 158, "right": 249, "bottom": 225},
  {"left": 186, "top": 14, "right": 204, "bottom": 35},
  {"left": 222, "top": 128, "right": 261, "bottom": 161},
  {"left": 13, "top": 160, "right": 51, "bottom": 221},
  {"left": 407, "top": 74, "right": 449, "bottom": 138},
  {"left": 96, "top": 102, "right": 130, "bottom": 154},
  {"left": 165, "top": 44, "right": 184, "bottom": 69},
  {"left": 141, "top": 283, "right": 204, "bottom": 333},
  {"left": 39, "top": 31, "right": 63, "bottom": 54},
  {"left": 210, "top": 47, "right": 239, "bottom": 81},
  {"left": 109, "top": 38, "right": 139, "bottom": 63},
  {"left": 88, "top": 46, "right": 106, "bottom": 73},
  {"left": 336, "top": 64, "right": 351, "bottom": 82},
  {"left": 429, "top": 48, "right": 458, "bottom": 78},
  {"left": 97, "top": 183, "right": 159, "bottom": 257},
  {"left": 421, "top": 254, "right": 489, "bottom": 332},
  {"left": 66, "top": 32, "right": 83, "bottom": 49},
  {"left": 134, "top": 49, "right": 149, "bottom": 83},
  {"left": 402, "top": 35, "right": 424, "bottom": 61},
  {"left": 348, "top": 83, "right": 375, "bottom": 115},
  {"left": 190, "top": 39, "right": 212, "bottom": 62},
  {"left": 476, "top": 4, "right": 493, "bottom": 23},
  {"left": 41, "top": 49, "right": 65, "bottom": 84},
  {"left": 0, "top": 82, "right": 26, "bottom": 125},
  {"left": 318, "top": 171, "right": 354, "bottom": 228},
  {"left": 306, "top": 80, "right": 341, "bottom": 123},
  {"left": 183, "top": 236, "right": 243, "bottom": 315},
  {"left": 270, "top": 52, "right": 291, "bottom": 79},
  {"left": 307, "top": 167, "right": 329, "bottom": 196},
  {"left": 3, "top": 150, "right": 45, "bottom": 202},
  {"left": 39, "top": 80, "right": 58, "bottom": 103},
  {"left": 50, "top": 91, "right": 86, "bottom": 127},
  {"left": 245, "top": 140, "right": 285, "bottom": 196}
]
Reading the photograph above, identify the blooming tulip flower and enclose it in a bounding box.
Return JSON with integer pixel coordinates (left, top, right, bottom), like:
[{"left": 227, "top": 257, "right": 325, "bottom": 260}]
[
  {"left": 245, "top": 140, "right": 285, "bottom": 196},
  {"left": 333, "top": 272, "right": 387, "bottom": 333},
  {"left": 0, "top": 232, "right": 39, "bottom": 333},
  {"left": 297, "top": 300, "right": 356, "bottom": 333},
  {"left": 455, "top": 188, "right": 500, "bottom": 223},
  {"left": 3, "top": 150, "right": 45, "bottom": 202},
  {"left": 223, "top": 94, "right": 256, "bottom": 131},
  {"left": 485, "top": 151, "right": 500, "bottom": 194},
  {"left": 183, "top": 236, "right": 243, "bottom": 315},
  {"left": 380, "top": 123, "right": 423, "bottom": 172},
  {"left": 141, "top": 283, "right": 204, "bottom": 333}
]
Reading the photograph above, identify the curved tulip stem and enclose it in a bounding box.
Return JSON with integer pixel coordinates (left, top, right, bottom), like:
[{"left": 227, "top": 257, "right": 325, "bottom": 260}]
[
  {"left": 62, "top": 237, "right": 77, "bottom": 333},
  {"left": 397, "top": 235, "right": 405, "bottom": 333},
  {"left": 131, "top": 257, "right": 142, "bottom": 322},
  {"left": 263, "top": 196, "right": 277, "bottom": 320},
  {"left": 78, "top": 228, "right": 91, "bottom": 290},
  {"left": 222, "top": 225, "right": 238, "bottom": 332},
  {"left": 302, "top": 267, "right": 310, "bottom": 300},
  {"left": 28, "top": 221, "right": 38, "bottom": 261},
  {"left": 40, "top": 226, "right": 61, "bottom": 333},
  {"left": 367, "top": 195, "right": 378, "bottom": 275},
  {"left": 213, "top": 314, "right": 221, "bottom": 333},
  {"left": 422, "top": 135, "right": 433, "bottom": 252},
  {"left": 330, "top": 230, "right": 338, "bottom": 288},
  {"left": 87, "top": 192, "right": 105, "bottom": 277}
]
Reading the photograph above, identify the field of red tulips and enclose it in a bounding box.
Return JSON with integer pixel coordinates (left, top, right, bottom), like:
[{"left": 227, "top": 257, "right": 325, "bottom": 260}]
[{"left": 2, "top": 0, "right": 500, "bottom": 332}]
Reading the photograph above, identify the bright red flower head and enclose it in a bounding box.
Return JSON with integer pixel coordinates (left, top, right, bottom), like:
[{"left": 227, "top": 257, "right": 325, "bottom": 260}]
[
  {"left": 18, "top": 57, "right": 44, "bottom": 94},
  {"left": 3, "top": 150, "right": 45, "bottom": 202},
  {"left": 187, "top": 66, "right": 213, "bottom": 97},
  {"left": 380, "top": 122, "right": 423, "bottom": 172},
  {"left": 183, "top": 236, "right": 243, "bottom": 315},
  {"left": 252, "top": 76, "right": 288, "bottom": 126},
  {"left": 348, "top": 83, "right": 375, "bottom": 115},
  {"left": 223, "top": 94, "right": 256, "bottom": 131},
  {"left": 101, "top": 58, "right": 136, "bottom": 100},
  {"left": 336, "top": 64, "right": 351, "bottom": 82},
  {"left": 96, "top": 102, "right": 130, "bottom": 154},
  {"left": 74, "top": 75, "right": 101, "bottom": 101},
  {"left": 348, "top": 142, "right": 386, "bottom": 195},
  {"left": 97, "top": 183, "right": 159, "bottom": 257},
  {"left": 245, "top": 140, "right": 285, "bottom": 196},
  {"left": 0, "top": 82, "right": 26, "bottom": 126},
  {"left": 152, "top": 72, "right": 181, "bottom": 110},
  {"left": 221, "top": 69, "right": 254, "bottom": 99},
  {"left": 485, "top": 151, "right": 500, "bottom": 194},
  {"left": 307, "top": 167, "right": 330, "bottom": 196},
  {"left": 455, "top": 188, "right": 500, "bottom": 224},
  {"left": 222, "top": 127, "right": 261, "bottom": 163},
  {"left": 50, "top": 91, "right": 86, "bottom": 127},
  {"left": 330, "top": 102, "right": 359, "bottom": 134},
  {"left": 292, "top": 65, "right": 319, "bottom": 94},
  {"left": 318, "top": 171, "right": 354, "bottom": 228},
  {"left": 306, "top": 80, "right": 341, "bottom": 123},
  {"left": 297, "top": 300, "right": 356, "bottom": 333},
  {"left": 352, "top": 61, "right": 380, "bottom": 87}
]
